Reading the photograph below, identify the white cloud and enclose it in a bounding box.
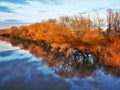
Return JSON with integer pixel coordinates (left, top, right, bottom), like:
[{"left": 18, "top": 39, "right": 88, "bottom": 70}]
[{"left": 0, "top": 0, "right": 120, "bottom": 24}]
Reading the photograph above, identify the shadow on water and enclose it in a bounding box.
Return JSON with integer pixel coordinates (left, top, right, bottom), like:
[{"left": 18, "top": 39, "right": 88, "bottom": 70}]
[{"left": 0, "top": 36, "right": 120, "bottom": 90}]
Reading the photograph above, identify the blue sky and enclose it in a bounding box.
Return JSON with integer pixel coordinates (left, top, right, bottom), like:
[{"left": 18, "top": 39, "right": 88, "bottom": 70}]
[{"left": 0, "top": 0, "right": 120, "bottom": 28}]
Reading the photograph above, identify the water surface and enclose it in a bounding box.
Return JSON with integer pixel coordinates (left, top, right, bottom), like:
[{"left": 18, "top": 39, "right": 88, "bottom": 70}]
[{"left": 0, "top": 40, "right": 120, "bottom": 90}]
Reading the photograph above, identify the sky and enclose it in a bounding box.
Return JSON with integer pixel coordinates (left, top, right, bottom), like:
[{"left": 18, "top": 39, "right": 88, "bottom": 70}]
[{"left": 0, "top": 0, "right": 120, "bottom": 29}]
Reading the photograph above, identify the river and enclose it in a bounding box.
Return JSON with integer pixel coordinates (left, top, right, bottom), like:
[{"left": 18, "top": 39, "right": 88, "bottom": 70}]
[{"left": 0, "top": 40, "right": 120, "bottom": 90}]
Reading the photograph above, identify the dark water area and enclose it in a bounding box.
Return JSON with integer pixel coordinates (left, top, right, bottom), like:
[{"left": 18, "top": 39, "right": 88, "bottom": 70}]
[{"left": 0, "top": 40, "right": 120, "bottom": 90}]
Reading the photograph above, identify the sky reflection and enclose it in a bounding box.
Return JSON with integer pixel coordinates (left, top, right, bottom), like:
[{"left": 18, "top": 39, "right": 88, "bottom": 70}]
[{"left": 0, "top": 41, "right": 120, "bottom": 90}]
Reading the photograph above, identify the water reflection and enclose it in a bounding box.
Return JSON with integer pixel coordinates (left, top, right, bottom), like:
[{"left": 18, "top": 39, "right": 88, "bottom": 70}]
[
  {"left": 7, "top": 38, "right": 95, "bottom": 78},
  {"left": 0, "top": 36, "right": 120, "bottom": 90},
  {"left": 0, "top": 49, "right": 71, "bottom": 90},
  {"left": 11, "top": 39, "right": 120, "bottom": 77},
  {"left": 8, "top": 37, "right": 120, "bottom": 78}
]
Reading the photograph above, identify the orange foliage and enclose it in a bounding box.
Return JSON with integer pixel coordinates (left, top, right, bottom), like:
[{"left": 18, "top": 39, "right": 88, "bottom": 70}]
[{"left": 0, "top": 12, "right": 120, "bottom": 67}]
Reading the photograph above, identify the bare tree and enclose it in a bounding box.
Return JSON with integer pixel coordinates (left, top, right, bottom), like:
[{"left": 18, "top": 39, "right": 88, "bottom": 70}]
[{"left": 107, "top": 9, "right": 120, "bottom": 32}]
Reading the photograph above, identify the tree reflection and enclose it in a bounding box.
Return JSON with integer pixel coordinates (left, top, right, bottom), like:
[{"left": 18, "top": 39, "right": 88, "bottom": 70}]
[{"left": 1, "top": 36, "right": 119, "bottom": 78}]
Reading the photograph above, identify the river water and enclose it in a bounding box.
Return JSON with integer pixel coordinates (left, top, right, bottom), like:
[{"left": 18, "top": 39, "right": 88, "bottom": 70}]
[{"left": 0, "top": 40, "right": 120, "bottom": 90}]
